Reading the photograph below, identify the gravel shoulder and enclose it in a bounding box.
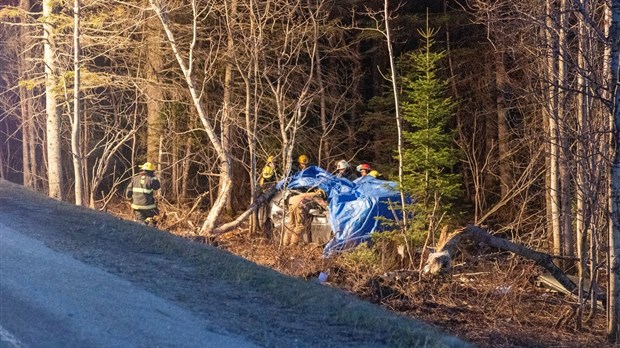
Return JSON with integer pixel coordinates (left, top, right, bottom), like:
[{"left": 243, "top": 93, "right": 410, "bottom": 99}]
[{"left": 0, "top": 179, "right": 469, "bottom": 347}]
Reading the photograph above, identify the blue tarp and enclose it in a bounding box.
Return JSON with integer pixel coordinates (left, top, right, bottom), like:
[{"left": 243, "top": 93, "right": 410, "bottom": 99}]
[{"left": 277, "top": 166, "right": 405, "bottom": 256}]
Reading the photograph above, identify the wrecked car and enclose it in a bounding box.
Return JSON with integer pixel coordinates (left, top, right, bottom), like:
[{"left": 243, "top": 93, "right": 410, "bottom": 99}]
[{"left": 265, "top": 166, "right": 407, "bottom": 256}]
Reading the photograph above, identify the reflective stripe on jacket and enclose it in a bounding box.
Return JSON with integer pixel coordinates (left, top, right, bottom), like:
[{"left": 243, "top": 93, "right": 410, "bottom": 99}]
[{"left": 126, "top": 173, "right": 160, "bottom": 211}]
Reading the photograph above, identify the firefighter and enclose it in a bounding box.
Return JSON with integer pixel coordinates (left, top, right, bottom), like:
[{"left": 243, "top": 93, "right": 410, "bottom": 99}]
[
  {"left": 126, "top": 162, "right": 161, "bottom": 225},
  {"left": 298, "top": 154, "right": 310, "bottom": 171},
  {"left": 284, "top": 189, "right": 327, "bottom": 246},
  {"left": 335, "top": 160, "right": 358, "bottom": 181},
  {"left": 259, "top": 155, "right": 277, "bottom": 189},
  {"left": 356, "top": 163, "right": 372, "bottom": 177},
  {"left": 369, "top": 170, "right": 383, "bottom": 179}
]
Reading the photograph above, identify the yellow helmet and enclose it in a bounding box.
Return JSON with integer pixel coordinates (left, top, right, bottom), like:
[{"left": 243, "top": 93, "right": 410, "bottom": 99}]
[
  {"left": 315, "top": 188, "right": 326, "bottom": 199},
  {"left": 140, "top": 162, "right": 156, "bottom": 171},
  {"left": 298, "top": 154, "right": 309, "bottom": 165},
  {"left": 262, "top": 165, "right": 275, "bottom": 179},
  {"left": 369, "top": 170, "right": 380, "bottom": 178}
]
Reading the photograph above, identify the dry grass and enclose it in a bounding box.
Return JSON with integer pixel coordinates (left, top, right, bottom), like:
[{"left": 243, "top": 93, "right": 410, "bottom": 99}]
[{"left": 216, "top": 230, "right": 611, "bottom": 348}]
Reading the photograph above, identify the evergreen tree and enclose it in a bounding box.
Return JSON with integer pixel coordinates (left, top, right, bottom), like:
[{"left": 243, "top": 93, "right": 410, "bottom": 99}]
[{"left": 400, "top": 25, "right": 460, "bottom": 236}]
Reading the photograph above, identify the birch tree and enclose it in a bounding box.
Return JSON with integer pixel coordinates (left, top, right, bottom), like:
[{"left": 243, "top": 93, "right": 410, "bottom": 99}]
[
  {"left": 43, "top": 0, "right": 63, "bottom": 200},
  {"left": 70, "top": 0, "right": 83, "bottom": 205},
  {"left": 148, "top": 0, "right": 233, "bottom": 234},
  {"left": 17, "top": 0, "right": 36, "bottom": 190},
  {"left": 608, "top": 0, "right": 620, "bottom": 340}
]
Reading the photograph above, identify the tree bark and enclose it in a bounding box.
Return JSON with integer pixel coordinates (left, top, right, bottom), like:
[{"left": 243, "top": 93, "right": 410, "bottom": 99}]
[
  {"left": 558, "top": 0, "right": 573, "bottom": 261},
  {"left": 148, "top": 0, "right": 233, "bottom": 234},
  {"left": 494, "top": 50, "right": 511, "bottom": 199},
  {"left": 608, "top": 0, "right": 620, "bottom": 340},
  {"left": 211, "top": 185, "right": 278, "bottom": 236},
  {"left": 144, "top": 2, "right": 164, "bottom": 169},
  {"left": 43, "top": 0, "right": 63, "bottom": 200},
  {"left": 18, "top": 0, "right": 35, "bottom": 189},
  {"left": 384, "top": 0, "right": 407, "bottom": 230},
  {"left": 221, "top": 0, "right": 237, "bottom": 215},
  {"left": 545, "top": 0, "right": 561, "bottom": 257},
  {"left": 575, "top": 10, "right": 588, "bottom": 328},
  {"left": 71, "top": 0, "right": 84, "bottom": 206}
]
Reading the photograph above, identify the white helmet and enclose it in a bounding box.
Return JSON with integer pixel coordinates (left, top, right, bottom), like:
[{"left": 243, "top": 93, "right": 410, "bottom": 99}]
[{"left": 336, "top": 160, "right": 349, "bottom": 170}]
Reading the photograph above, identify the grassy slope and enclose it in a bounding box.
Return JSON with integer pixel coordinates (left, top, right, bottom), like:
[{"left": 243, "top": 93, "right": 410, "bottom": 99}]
[{"left": 0, "top": 179, "right": 469, "bottom": 348}]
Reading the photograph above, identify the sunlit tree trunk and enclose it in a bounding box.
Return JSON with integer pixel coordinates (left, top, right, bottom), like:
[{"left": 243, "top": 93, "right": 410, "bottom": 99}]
[
  {"left": 71, "top": 0, "right": 84, "bottom": 206},
  {"left": 608, "top": 0, "right": 620, "bottom": 341},
  {"left": 43, "top": 0, "right": 63, "bottom": 200},
  {"left": 558, "top": 0, "right": 573, "bottom": 261},
  {"left": 545, "top": 0, "right": 561, "bottom": 257},
  {"left": 384, "top": 0, "right": 407, "bottom": 230},
  {"left": 575, "top": 8, "right": 589, "bottom": 328},
  {"left": 221, "top": 0, "right": 237, "bottom": 215},
  {"left": 149, "top": 0, "right": 233, "bottom": 234},
  {"left": 316, "top": 38, "right": 329, "bottom": 168},
  {"left": 144, "top": 1, "right": 164, "bottom": 170}
]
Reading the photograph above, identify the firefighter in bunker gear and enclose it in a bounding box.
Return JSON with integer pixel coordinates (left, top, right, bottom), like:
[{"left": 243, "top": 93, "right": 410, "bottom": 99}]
[
  {"left": 368, "top": 170, "right": 383, "bottom": 179},
  {"left": 356, "top": 163, "right": 372, "bottom": 176},
  {"left": 126, "top": 162, "right": 161, "bottom": 225},
  {"left": 335, "top": 160, "right": 358, "bottom": 181},
  {"left": 284, "top": 189, "right": 327, "bottom": 246},
  {"left": 298, "top": 154, "right": 309, "bottom": 171},
  {"left": 259, "top": 155, "right": 277, "bottom": 188}
]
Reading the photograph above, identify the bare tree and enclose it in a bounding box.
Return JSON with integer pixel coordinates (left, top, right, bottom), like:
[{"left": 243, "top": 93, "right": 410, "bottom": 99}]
[
  {"left": 350, "top": 1, "right": 407, "bottom": 229},
  {"left": 43, "top": 0, "right": 63, "bottom": 200},
  {"left": 17, "top": 0, "right": 36, "bottom": 189},
  {"left": 608, "top": 0, "right": 620, "bottom": 340},
  {"left": 148, "top": 0, "right": 233, "bottom": 234},
  {"left": 70, "top": 0, "right": 84, "bottom": 206}
]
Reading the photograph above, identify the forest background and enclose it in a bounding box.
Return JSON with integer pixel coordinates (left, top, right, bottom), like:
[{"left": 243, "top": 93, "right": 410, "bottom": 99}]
[{"left": 1, "top": 0, "right": 620, "bottom": 346}]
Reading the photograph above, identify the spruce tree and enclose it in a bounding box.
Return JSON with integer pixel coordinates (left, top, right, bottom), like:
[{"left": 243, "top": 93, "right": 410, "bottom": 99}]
[{"left": 400, "top": 25, "right": 461, "bottom": 238}]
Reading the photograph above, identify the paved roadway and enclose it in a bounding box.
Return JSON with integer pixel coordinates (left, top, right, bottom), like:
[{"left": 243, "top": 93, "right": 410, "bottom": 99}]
[{"left": 0, "top": 223, "right": 258, "bottom": 348}]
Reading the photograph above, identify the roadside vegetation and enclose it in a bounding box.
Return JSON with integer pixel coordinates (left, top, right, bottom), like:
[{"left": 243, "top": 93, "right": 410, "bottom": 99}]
[{"left": 1, "top": 1, "right": 619, "bottom": 346}]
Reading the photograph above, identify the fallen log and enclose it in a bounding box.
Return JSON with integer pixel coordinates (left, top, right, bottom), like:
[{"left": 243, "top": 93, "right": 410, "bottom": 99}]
[
  {"left": 209, "top": 185, "right": 278, "bottom": 236},
  {"left": 423, "top": 225, "right": 577, "bottom": 295}
]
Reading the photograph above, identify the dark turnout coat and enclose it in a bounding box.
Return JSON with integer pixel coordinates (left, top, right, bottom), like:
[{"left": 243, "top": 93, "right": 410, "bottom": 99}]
[{"left": 126, "top": 171, "right": 161, "bottom": 211}]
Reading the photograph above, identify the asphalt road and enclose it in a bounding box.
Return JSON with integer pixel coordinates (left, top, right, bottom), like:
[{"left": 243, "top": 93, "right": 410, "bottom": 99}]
[{"left": 0, "top": 222, "right": 258, "bottom": 348}]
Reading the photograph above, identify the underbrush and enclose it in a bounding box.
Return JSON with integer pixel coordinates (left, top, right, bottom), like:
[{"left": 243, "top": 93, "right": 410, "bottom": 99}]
[{"left": 106, "top": 200, "right": 609, "bottom": 348}]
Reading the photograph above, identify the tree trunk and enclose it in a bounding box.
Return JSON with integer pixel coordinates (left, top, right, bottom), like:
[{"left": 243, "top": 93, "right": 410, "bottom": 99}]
[
  {"left": 181, "top": 135, "right": 192, "bottom": 202},
  {"left": 211, "top": 185, "right": 278, "bottom": 236},
  {"left": 494, "top": 50, "right": 511, "bottom": 199},
  {"left": 221, "top": 0, "right": 237, "bottom": 215},
  {"left": 385, "top": 0, "right": 407, "bottom": 230},
  {"left": 316, "top": 38, "right": 329, "bottom": 168},
  {"left": 148, "top": 0, "right": 233, "bottom": 234},
  {"left": 558, "top": 0, "right": 573, "bottom": 262},
  {"left": 71, "top": 0, "right": 84, "bottom": 206},
  {"left": 424, "top": 225, "right": 578, "bottom": 295},
  {"left": 144, "top": 2, "right": 164, "bottom": 169},
  {"left": 43, "top": 0, "right": 63, "bottom": 200},
  {"left": 18, "top": 0, "right": 35, "bottom": 189},
  {"left": 575, "top": 25, "right": 587, "bottom": 329},
  {"left": 545, "top": 0, "right": 561, "bottom": 257},
  {"left": 171, "top": 126, "right": 179, "bottom": 202},
  {"left": 608, "top": 0, "right": 620, "bottom": 340}
]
